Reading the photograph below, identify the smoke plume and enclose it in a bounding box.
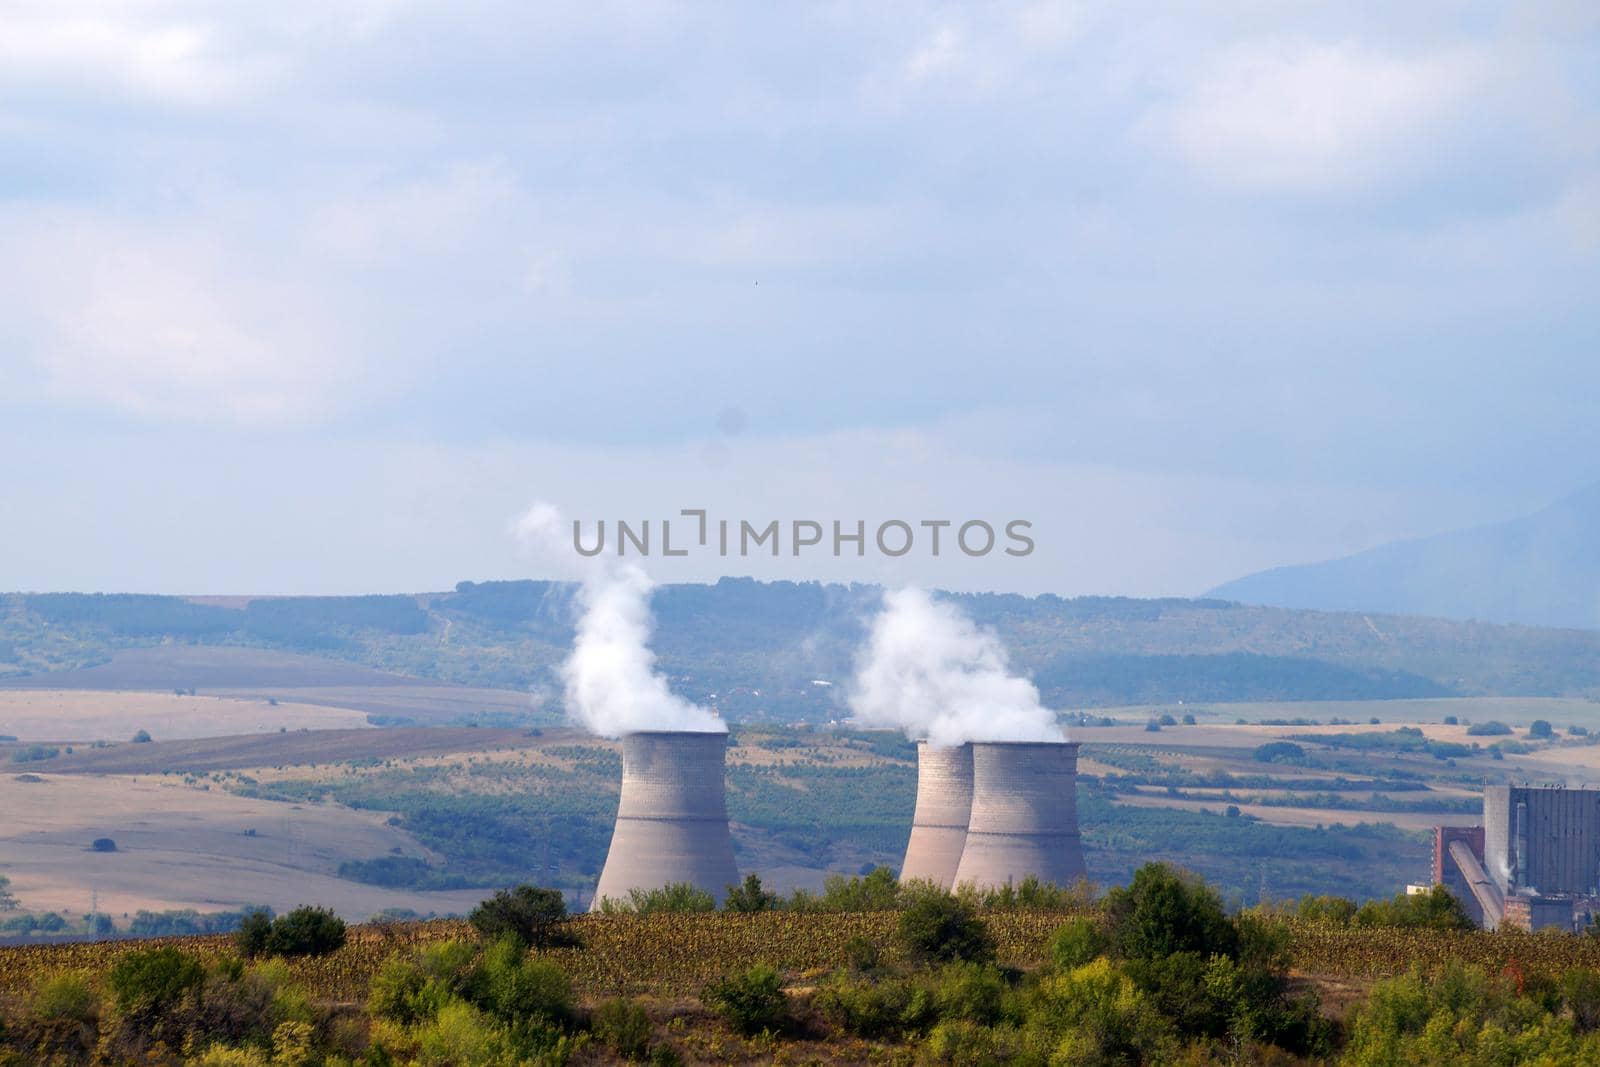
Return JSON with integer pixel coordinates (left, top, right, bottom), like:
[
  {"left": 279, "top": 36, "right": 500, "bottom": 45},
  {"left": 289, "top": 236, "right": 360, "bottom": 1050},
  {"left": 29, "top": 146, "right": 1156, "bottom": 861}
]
[
  {"left": 849, "top": 587, "right": 1064, "bottom": 747},
  {"left": 561, "top": 562, "right": 725, "bottom": 737}
]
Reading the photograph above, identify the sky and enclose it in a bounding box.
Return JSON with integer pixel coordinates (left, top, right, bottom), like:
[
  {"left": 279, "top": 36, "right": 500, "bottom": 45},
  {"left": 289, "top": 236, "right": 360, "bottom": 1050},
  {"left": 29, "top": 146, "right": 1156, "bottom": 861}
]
[{"left": 2, "top": 1, "right": 1598, "bottom": 597}]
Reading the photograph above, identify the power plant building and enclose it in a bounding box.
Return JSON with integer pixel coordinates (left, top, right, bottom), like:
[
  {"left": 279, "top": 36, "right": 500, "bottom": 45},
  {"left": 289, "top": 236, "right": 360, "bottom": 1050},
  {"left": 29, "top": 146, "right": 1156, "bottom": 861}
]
[
  {"left": 952, "top": 741, "right": 1087, "bottom": 890},
  {"left": 591, "top": 730, "right": 741, "bottom": 911},
  {"left": 1435, "top": 785, "right": 1600, "bottom": 931},
  {"left": 900, "top": 741, "right": 973, "bottom": 889}
]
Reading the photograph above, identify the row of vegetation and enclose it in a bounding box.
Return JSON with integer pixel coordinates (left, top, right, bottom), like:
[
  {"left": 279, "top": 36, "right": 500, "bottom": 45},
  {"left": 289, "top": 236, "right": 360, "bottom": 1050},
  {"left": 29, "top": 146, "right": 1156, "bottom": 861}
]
[{"left": 12, "top": 864, "right": 1600, "bottom": 1065}]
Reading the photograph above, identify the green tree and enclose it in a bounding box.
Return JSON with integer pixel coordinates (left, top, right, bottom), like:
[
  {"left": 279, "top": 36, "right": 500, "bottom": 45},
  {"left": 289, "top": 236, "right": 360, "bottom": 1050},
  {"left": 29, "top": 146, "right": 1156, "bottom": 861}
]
[
  {"left": 469, "top": 885, "right": 570, "bottom": 947},
  {"left": 897, "top": 892, "right": 994, "bottom": 964},
  {"left": 723, "top": 873, "right": 781, "bottom": 913},
  {"left": 1103, "top": 863, "right": 1237, "bottom": 961}
]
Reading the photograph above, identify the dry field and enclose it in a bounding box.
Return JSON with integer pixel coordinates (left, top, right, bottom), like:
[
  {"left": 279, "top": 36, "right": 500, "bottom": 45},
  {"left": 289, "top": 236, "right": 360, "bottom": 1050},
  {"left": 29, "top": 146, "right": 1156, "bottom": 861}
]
[
  {"left": 0, "top": 690, "right": 368, "bottom": 742},
  {"left": 0, "top": 772, "right": 485, "bottom": 920},
  {"left": 12, "top": 726, "right": 547, "bottom": 776}
]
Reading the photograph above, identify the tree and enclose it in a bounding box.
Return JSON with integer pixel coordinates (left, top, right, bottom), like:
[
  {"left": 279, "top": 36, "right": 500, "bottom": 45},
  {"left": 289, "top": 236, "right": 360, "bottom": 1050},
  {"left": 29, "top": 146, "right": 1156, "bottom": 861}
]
[
  {"left": 0, "top": 874, "right": 16, "bottom": 910},
  {"left": 91, "top": 838, "right": 117, "bottom": 852},
  {"left": 897, "top": 892, "right": 994, "bottom": 964},
  {"left": 723, "top": 873, "right": 780, "bottom": 913},
  {"left": 469, "top": 885, "right": 570, "bottom": 948},
  {"left": 238, "top": 905, "right": 346, "bottom": 957},
  {"left": 1104, "top": 863, "right": 1237, "bottom": 961},
  {"left": 1529, "top": 719, "right": 1554, "bottom": 739},
  {"left": 131, "top": 730, "right": 153, "bottom": 744}
]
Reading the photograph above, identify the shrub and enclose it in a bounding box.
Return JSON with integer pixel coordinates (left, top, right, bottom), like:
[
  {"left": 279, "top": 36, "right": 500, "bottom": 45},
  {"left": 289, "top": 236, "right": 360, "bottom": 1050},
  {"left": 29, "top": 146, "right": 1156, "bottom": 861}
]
[
  {"left": 1529, "top": 719, "right": 1554, "bottom": 738},
  {"left": 1252, "top": 741, "right": 1306, "bottom": 764},
  {"left": 91, "top": 837, "right": 117, "bottom": 852},
  {"left": 723, "top": 873, "right": 780, "bottom": 913},
  {"left": 469, "top": 885, "right": 570, "bottom": 947},
  {"left": 1466, "top": 721, "right": 1512, "bottom": 736},
  {"left": 702, "top": 963, "right": 788, "bottom": 1035},
  {"left": 921, "top": 1018, "right": 1022, "bottom": 1064},
  {"left": 1293, "top": 894, "right": 1358, "bottom": 925},
  {"left": 107, "top": 946, "right": 205, "bottom": 1017},
  {"left": 794, "top": 867, "right": 901, "bottom": 912},
  {"left": 1049, "top": 916, "right": 1109, "bottom": 970},
  {"left": 932, "top": 963, "right": 1006, "bottom": 1025},
  {"left": 592, "top": 998, "right": 653, "bottom": 1060},
  {"left": 234, "top": 909, "right": 273, "bottom": 957},
  {"left": 599, "top": 883, "right": 716, "bottom": 914},
  {"left": 1353, "top": 885, "right": 1475, "bottom": 931},
  {"left": 243, "top": 905, "right": 346, "bottom": 958},
  {"left": 131, "top": 730, "right": 153, "bottom": 743},
  {"left": 897, "top": 893, "right": 994, "bottom": 964},
  {"left": 477, "top": 936, "right": 573, "bottom": 1026},
  {"left": 25, "top": 973, "right": 101, "bottom": 1062},
  {"left": 842, "top": 935, "right": 881, "bottom": 973},
  {"left": 814, "top": 972, "right": 934, "bottom": 1038},
  {"left": 32, "top": 973, "right": 99, "bottom": 1025}
]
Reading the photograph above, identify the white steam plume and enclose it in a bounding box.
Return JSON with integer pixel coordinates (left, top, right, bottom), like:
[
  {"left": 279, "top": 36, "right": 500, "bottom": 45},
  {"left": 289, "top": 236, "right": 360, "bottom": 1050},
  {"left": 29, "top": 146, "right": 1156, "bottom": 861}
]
[
  {"left": 849, "top": 587, "right": 1064, "bottom": 747},
  {"left": 561, "top": 561, "right": 725, "bottom": 737},
  {"left": 512, "top": 499, "right": 724, "bottom": 737}
]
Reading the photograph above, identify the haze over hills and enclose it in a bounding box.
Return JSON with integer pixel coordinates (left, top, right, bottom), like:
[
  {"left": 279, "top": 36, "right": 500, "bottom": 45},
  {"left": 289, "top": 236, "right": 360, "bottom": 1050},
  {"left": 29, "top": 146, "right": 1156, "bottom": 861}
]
[
  {"left": 4, "top": 580, "right": 1600, "bottom": 719},
  {"left": 1208, "top": 483, "right": 1600, "bottom": 631}
]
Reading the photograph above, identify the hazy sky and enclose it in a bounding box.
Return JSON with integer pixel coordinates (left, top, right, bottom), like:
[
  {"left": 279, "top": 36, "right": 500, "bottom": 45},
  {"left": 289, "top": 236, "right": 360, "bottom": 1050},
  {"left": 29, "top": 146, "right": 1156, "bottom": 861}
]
[{"left": 3, "top": 2, "right": 1597, "bottom": 596}]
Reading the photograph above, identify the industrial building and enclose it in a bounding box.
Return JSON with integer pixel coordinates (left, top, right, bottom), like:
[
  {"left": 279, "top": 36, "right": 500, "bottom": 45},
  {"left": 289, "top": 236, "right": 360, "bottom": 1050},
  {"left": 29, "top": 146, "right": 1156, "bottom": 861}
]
[
  {"left": 1435, "top": 784, "right": 1600, "bottom": 931},
  {"left": 900, "top": 741, "right": 974, "bottom": 889},
  {"left": 951, "top": 740, "right": 1087, "bottom": 890},
  {"left": 591, "top": 730, "right": 740, "bottom": 911}
]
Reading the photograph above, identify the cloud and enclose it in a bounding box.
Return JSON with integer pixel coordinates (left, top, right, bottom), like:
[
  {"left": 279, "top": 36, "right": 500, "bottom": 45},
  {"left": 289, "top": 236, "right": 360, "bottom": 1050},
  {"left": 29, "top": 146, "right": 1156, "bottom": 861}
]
[{"left": 1147, "top": 41, "right": 1488, "bottom": 194}]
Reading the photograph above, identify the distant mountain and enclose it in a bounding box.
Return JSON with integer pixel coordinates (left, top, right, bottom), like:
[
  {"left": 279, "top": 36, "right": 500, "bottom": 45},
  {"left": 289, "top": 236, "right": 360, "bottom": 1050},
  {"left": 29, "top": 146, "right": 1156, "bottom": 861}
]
[{"left": 1209, "top": 483, "right": 1600, "bottom": 630}]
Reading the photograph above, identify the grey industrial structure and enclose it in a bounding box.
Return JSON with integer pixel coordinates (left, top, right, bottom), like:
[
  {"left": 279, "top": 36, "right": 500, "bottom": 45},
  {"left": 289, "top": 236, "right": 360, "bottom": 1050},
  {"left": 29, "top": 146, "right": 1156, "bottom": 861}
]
[
  {"left": 591, "top": 730, "right": 740, "bottom": 911},
  {"left": 1436, "top": 785, "right": 1600, "bottom": 931},
  {"left": 591, "top": 730, "right": 1087, "bottom": 908},
  {"left": 900, "top": 741, "right": 974, "bottom": 889},
  {"left": 951, "top": 741, "right": 1088, "bottom": 890}
]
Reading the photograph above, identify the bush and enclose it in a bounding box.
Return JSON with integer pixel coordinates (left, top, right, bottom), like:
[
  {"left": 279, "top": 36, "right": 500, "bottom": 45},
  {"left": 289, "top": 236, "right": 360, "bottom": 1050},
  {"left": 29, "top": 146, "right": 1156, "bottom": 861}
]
[
  {"left": 238, "top": 905, "right": 345, "bottom": 958},
  {"left": 932, "top": 963, "right": 1006, "bottom": 1025},
  {"left": 25, "top": 973, "right": 101, "bottom": 1062},
  {"left": 1049, "top": 916, "right": 1109, "bottom": 970},
  {"left": 598, "top": 883, "right": 716, "bottom": 914},
  {"left": 897, "top": 893, "right": 994, "bottom": 964},
  {"left": 842, "top": 935, "right": 881, "bottom": 973},
  {"left": 592, "top": 998, "right": 652, "bottom": 1060},
  {"left": 921, "top": 1018, "right": 1022, "bottom": 1064},
  {"left": 1529, "top": 719, "right": 1554, "bottom": 738},
  {"left": 793, "top": 867, "right": 901, "bottom": 912},
  {"left": 1293, "top": 894, "right": 1359, "bottom": 925},
  {"left": 1466, "top": 720, "right": 1512, "bottom": 736},
  {"left": 723, "top": 873, "right": 780, "bottom": 913},
  {"left": 131, "top": 730, "right": 153, "bottom": 743},
  {"left": 469, "top": 885, "right": 570, "bottom": 947},
  {"left": 1252, "top": 741, "right": 1306, "bottom": 764},
  {"left": 477, "top": 936, "right": 573, "bottom": 1026},
  {"left": 91, "top": 837, "right": 117, "bottom": 852},
  {"left": 702, "top": 963, "right": 788, "bottom": 1035},
  {"left": 1353, "top": 885, "right": 1475, "bottom": 931},
  {"left": 233, "top": 909, "right": 273, "bottom": 957},
  {"left": 814, "top": 972, "right": 934, "bottom": 1038},
  {"left": 107, "top": 946, "right": 205, "bottom": 1017}
]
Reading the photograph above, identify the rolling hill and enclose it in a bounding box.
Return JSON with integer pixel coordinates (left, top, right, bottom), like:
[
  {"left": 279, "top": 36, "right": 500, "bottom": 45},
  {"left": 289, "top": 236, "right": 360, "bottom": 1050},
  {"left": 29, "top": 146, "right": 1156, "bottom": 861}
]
[{"left": 1209, "top": 482, "right": 1600, "bottom": 630}]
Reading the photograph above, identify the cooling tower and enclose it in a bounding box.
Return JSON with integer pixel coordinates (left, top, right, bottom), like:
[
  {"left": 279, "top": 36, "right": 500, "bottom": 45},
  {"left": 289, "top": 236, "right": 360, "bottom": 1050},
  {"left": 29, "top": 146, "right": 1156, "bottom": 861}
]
[
  {"left": 591, "top": 730, "right": 740, "bottom": 911},
  {"left": 900, "top": 741, "right": 973, "bottom": 889},
  {"left": 953, "top": 741, "right": 1086, "bottom": 890}
]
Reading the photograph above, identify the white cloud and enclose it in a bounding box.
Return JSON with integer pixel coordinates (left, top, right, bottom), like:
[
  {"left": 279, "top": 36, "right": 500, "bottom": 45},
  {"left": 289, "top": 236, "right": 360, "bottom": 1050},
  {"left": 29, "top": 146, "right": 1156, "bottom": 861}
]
[{"left": 1147, "top": 41, "right": 1488, "bottom": 194}]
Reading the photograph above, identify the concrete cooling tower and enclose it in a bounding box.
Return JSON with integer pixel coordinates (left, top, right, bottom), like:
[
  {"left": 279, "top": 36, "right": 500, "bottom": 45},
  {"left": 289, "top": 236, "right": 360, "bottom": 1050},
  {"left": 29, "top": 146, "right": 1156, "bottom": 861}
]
[
  {"left": 591, "top": 730, "right": 740, "bottom": 911},
  {"left": 952, "top": 741, "right": 1086, "bottom": 890},
  {"left": 899, "top": 741, "right": 974, "bottom": 889}
]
